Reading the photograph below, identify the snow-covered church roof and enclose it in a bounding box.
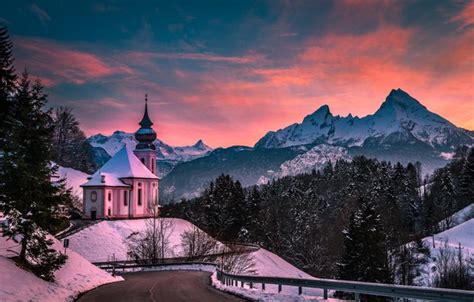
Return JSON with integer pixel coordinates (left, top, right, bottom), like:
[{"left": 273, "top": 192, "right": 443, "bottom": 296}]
[{"left": 81, "top": 146, "right": 158, "bottom": 187}]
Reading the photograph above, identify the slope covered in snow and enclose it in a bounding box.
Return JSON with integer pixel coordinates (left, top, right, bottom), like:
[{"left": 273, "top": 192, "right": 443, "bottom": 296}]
[
  {"left": 67, "top": 218, "right": 198, "bottom": 262},
  {"left": 0, "top": 234, "right": 121, "bottom": 301},
  {"left": 56, "top": 165, "right": 89, "bottom": 200},
  {"left": 256, "top": 89, "right": 473, "bottom": 153},
  {"left": 66, "top": 218, "right": 314, "bottom": 283},
  {"left": 88, "top": 131, "right": 213, "bottom": 162},
  {"left": 278, "top": 144, "right": 351, "bottom": 177}
]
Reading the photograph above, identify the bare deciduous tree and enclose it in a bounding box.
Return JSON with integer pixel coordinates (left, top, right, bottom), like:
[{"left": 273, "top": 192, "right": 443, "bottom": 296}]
[
  {"left": 180, "top": 226, "right": 219, "bottom": 259},
  {"left": 217, "top": 245, "right": 256, "bottom": 274},
  {"left": 126, "top": 201, "right": 174, "bottom": 263}
]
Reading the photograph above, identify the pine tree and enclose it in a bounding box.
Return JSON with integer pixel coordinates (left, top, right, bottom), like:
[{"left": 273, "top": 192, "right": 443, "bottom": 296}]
[
  {"left": 337, "top": 197, "right": 392, "bottom": 284},
  {"left": 0, "top": 26, "right": 17, "bottom": 158},
  {"left": 438, "top": 170, "right": 456, "bottom": 229},
  {"left": 0, "top": 71, "right": 68, "bottom": 281},
  {"left": 459, "top": 148, "right": 474, "bottom": 207}
]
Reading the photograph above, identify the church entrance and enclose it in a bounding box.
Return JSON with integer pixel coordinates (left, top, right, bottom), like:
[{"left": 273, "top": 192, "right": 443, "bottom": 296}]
[{"left": 90, "top": 210, "right": 96, "bottom": 220}]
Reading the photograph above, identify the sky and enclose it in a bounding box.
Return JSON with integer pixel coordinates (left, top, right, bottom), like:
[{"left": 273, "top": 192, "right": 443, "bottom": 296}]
[{"left": 0, "top": 0, "right": 473, "bottom": 148}]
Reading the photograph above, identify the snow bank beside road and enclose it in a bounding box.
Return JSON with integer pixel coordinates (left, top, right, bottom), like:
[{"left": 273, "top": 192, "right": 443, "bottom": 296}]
[
  {"left": 67, "top": 218, "right": 197, "bottom": 262},
  {"left": 0, "top": 235, "right": 121, "bottom": 301}
]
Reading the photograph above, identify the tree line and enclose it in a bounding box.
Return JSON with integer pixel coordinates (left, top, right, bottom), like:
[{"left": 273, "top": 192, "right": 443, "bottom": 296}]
[
  {"left": 0, "top": 27, "right": 93, "bottom": 281},
  {"left": 162, "top": 147, "right": 474, "bottom": 290}
]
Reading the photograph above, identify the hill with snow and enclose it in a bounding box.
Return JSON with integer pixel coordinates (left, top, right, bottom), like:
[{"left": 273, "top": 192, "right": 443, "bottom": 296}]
[
  {"left": 66, "top": 218, "right": 315, "bottom": 281},
  {"left": 0, "top": 234, "right": 121, "bottom": 301},
  {"left": 56, "top": 165, "right": 89, "bottom": 200},
  {"left": 88, "top": 131, "right": 213, "bottom": 177}
]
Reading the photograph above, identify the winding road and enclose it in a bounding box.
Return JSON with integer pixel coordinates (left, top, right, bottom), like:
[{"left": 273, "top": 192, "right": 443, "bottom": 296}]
[{"left": 78, "top": 271, "right": 248, "bottom": 302}]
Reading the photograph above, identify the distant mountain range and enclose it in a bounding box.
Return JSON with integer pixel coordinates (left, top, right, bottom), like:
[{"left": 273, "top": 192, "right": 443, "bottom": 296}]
[
  {"left": 159, "top": 89, "right": 473, "bottom": 200},
  {"left": 256, "top": 89, "right": 472, "bottom": 150},
  {"left": 88, "top": 131, "right": 212, "bottom": 177}
]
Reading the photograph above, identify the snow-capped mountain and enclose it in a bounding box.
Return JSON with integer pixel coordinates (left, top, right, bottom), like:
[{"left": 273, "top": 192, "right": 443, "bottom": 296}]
[
  {"left": 88, "top": 131, "right": 213, "bottom": 177},
  {"left": 88, "top": 131, "right": 212, "bottom": 162},
  {"left": 278, "top": 144, "right": 351, "bottom": 177},
  {"left": 256, "top": 89, "right": 473, "bottom": 152}
]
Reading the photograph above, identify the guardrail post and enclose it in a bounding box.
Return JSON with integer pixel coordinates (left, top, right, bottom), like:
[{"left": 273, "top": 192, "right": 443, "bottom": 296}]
[
  {"left": 323, "top": 288, "right": 328, "bottom": 299},
  {"left": 278, "top": 284, "right": 282, "bottom": 293},
  {"left": 355, "top": 293, "right": 360, "bottom": 302},
  {"left": 250, "top": 282, "right": 253, "bottom": 289},
  {"left": 241, "top": 281, "right": 244, "bottom": 288},
  {"left": 262, "top": 283, "right": 265, "bottom": 291},
  {"left": 298, "top": 286, "right": 302, "bottom": 295}
]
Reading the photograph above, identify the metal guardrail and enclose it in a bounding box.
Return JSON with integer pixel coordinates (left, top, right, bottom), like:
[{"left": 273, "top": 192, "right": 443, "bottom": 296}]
[
  {"left": 98, "top": 261, "right": 216, "bottom": 273},
  {"left": 216, "top": 269, "right": 474, "bottom": 302}
]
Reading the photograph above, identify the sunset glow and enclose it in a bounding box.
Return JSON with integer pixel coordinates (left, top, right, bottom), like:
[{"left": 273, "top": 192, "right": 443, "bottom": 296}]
[{"left": 1, "top": 0, "right": 473, "bottom": 147}]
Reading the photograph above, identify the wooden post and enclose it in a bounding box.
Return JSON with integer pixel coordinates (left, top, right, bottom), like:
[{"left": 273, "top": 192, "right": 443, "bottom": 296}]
[
  {"left": 250, "top": 282, "right": 253, "bottom": 289},
  {"left": 324, "top": 288, "right": 328, "bottom": 299},
  {"left": 278, "top": 284, "right": 282, "bottom": 293},
  {"left": 241, "top": 281, "right": 244, "bottom": 288},
  {"left": 298, "top": 286, "right": 302, "bottom": 295},
  {"left": 262, "top": 283, "right": 265, "bottom": 291},
  {"left": 355, "top": 293, "right": 360, "bottom": 302}
]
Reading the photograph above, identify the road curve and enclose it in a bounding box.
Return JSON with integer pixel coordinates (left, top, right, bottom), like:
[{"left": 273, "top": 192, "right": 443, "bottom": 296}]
[{"left": 78, "top": 271, "right": 248, "bottom": 302}]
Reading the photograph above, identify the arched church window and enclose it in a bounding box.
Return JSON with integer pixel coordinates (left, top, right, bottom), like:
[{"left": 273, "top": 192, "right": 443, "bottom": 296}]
[
  {"left": 91, "top": 191, "right": 97, "bottom": 202},
  {"left": 108, "top": 192, "right": 112, "bottom": 202}
]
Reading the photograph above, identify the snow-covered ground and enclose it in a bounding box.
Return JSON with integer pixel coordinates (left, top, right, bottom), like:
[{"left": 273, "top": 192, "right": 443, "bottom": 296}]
[
  {"left": 67, "top": 218, "right": 197, "bottom": 262},
  {"left": 439, "top": 203, "right": 474, "bottom": 230},
  {"left": 56, "top": 165, "right": 89, "bottom": 200},
  {"left": 211, "top": 273, "right": 343, "bottom": 302},
  {"left": 67, "top": 218, "right": 337, "bottom": 299},
  {"left": 418, "top": 216, "right": 474, "bottom": 286},
  {"left": 278, "top": 144, "right": 351, "bottom": 177},
  {"left": 0, "top": 234, "right": 121, "bottom": 301}
]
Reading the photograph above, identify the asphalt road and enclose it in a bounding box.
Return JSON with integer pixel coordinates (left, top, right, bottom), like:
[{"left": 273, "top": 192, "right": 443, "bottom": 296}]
[{"left": 78, "top": 271, "right": 248, "bottom": 302}]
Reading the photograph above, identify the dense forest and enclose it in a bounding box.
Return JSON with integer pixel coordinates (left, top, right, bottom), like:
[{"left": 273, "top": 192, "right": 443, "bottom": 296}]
[{"left": 162, "top": 146, "right": 474, "bottom": 288}]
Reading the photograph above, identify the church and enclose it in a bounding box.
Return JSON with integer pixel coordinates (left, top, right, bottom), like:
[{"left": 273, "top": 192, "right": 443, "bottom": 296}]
[{"left": 81, "top": 96, "right": 159, "bottom": 219}]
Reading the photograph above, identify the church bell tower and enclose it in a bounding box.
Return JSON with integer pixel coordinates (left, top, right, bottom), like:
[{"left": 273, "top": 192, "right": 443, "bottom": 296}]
[{"left": 134, "top": 94, "right": 157, "bottom": 175}]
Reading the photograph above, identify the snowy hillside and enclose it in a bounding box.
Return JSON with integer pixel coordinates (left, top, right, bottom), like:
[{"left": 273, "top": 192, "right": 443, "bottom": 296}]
[
  {"left": 67, "top": 218, "right": 195, "bottom": 262},
  {"left": 256, "top": 89, "right": 473, "bottom": 153},
  {"left": 66, "top": 218, "right": 314, "bottom": 281},
  {"left": 278, "top": 144, "right": 351, "bottom": 177},
  {"left": 89, "top": 131, "right": 212, "bottom": 162},
  {"left": 56, "top": 165, "right": 89, "bottom": 200},
  {"left": 0, "top": 235, "right": 121, "bottom": 301},
  {"left": 418, "top": 205, "right": 474, "bottom": 287}
]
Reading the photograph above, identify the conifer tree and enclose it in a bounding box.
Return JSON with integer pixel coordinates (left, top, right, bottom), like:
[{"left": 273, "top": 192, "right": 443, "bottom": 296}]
[
  {"left": 459, "top": 148, "right": 474, "bottom": 206},
  {"left": 337, "top": 197, "right": 392, "bottom": 284},
  {"left": 0, "top": 26, "right": 17, "bottom": 154},
  {"left": 0, "top": 71, "right": 68, "bottom": 281}
]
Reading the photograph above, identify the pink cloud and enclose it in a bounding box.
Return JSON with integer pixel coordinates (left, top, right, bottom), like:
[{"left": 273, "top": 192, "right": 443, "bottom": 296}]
[
  {"left": 14, "top": 38, "right": 134, "bottom": 86},
  {"left": 450, "top": 1, "right": 474, "bottom": 29},
  {"left": 121, "top": 51, "right": 261, "bottom": 66}
]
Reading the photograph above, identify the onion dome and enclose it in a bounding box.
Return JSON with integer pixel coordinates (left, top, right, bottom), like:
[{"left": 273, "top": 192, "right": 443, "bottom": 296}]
[{"left": 135, "top": 94, "right": 157, "bottom": 150}]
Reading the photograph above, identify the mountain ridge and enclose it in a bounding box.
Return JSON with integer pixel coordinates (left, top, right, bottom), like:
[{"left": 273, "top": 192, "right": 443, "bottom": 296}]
[{"left": 255, "top": 89, "right": 473, "bottom": 151}]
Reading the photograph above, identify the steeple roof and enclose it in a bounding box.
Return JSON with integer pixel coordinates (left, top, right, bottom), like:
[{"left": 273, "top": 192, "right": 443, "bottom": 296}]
[
  {"left": 81, "top": 146, "right": 158, "bottom": 187},
  {"left": 139, "top": 94, "right": 153, "bottom": 128}
]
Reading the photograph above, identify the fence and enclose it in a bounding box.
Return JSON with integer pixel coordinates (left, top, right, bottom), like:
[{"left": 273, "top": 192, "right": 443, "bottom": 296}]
[{"left": 216, "top": 269, "right": 474, "bottom": 302}]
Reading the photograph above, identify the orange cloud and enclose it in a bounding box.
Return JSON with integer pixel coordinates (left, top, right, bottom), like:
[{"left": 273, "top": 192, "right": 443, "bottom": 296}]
[{"left": 14, "top": 38, "right": 134, "bottom": 86}]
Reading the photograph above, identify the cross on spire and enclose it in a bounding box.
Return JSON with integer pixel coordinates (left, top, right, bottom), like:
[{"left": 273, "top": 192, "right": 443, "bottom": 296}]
[{"left": 139, "top": 93, "right": 153, "bottom": 128}]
